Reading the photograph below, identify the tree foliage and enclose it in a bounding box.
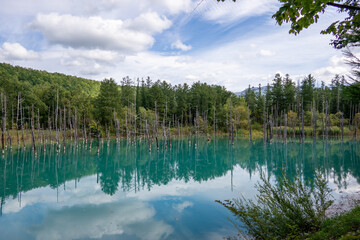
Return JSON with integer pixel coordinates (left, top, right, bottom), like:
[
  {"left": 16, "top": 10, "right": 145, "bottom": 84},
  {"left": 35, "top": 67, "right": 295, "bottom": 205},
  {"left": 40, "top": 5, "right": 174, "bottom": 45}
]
[{"left": 217, "top": 171, "right": 333, "bottom": 239}]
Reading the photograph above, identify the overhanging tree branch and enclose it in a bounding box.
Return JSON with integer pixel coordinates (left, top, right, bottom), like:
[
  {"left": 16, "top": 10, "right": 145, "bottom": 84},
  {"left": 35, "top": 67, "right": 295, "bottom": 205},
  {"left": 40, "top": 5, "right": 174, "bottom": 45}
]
[{"left": 327, "top": 2, "right": 360, "bottom": 11}]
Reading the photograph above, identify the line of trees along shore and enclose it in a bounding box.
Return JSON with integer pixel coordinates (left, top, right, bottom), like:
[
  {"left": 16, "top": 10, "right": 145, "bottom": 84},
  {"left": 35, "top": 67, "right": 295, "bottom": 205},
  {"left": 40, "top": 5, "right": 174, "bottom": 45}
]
[{"left": 0, "top": 62, "right": 360, "bottom": 152}]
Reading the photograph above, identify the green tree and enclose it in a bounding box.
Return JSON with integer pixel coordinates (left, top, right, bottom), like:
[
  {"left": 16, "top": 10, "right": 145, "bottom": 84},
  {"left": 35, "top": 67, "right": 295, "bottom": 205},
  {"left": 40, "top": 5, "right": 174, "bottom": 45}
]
[
  {"left": 271, "top": 73, "right": 285, "bottom": 113},
  {"left": 120, "top": 76, "right": 134, "bottom": 107},
  {"left": 283, "top": 74, "right": 296, "bottom": 110},
  {"left": 301, "top": 74, "right": 316, "bottom": 111},
  {"left": 94, "top": 78, "right": 121, "bottom": 126}
]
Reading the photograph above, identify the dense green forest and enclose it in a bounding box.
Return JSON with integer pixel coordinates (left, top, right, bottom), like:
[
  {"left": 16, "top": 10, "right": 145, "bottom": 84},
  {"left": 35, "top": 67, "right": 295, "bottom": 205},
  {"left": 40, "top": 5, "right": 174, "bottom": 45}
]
[{"left": 0, "top": 62, "right": 359, "bottom": 147}]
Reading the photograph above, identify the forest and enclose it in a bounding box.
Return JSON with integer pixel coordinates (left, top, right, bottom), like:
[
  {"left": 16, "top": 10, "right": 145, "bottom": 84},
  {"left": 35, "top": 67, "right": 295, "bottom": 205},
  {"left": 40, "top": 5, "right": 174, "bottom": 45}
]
[{"left": 0, "top": 62, "right": 360, "bottom": 151}]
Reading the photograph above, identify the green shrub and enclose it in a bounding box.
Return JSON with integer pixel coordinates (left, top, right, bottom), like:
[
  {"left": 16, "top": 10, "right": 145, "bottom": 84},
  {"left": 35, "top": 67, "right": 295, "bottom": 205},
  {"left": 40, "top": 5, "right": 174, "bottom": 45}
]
[
  {"left": 309, "top": 206, "right": 360, "bottom": 240},
  {"left": 216, "top": 171, "right": 333, "bottom": 239}
]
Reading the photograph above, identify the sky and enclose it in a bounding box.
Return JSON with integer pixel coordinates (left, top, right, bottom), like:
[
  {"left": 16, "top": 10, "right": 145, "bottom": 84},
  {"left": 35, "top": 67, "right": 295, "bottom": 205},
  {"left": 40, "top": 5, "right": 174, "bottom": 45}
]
[{"left": 0, "top": 0, "right": 354, "bottom": 91}]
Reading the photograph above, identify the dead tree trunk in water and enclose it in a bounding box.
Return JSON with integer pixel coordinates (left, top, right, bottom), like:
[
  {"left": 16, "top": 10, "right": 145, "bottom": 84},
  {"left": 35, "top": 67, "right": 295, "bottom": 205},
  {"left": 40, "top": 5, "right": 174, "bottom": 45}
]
[
  {"left": 155, "top": 101, "right": 159, "bottom": 150},
  {"left": 63, "top": 106, "right": 66, "bottom": 150},
  {"left": 20, "top": 97, "right": 25, "bottom": 148},
  {"left": 115, "top": 119, "right": 119, "bottom": 143},
  {"left": 42, "top": 124, "right": 46, "bottom": 152},
  {"left": 55, "top": 90, "right": 59, "bottom": 151},
  {"left": 168, "top": 121, "right": 171, "bottom": 149},
  {"left": 349, "top": 102, "right": 353, "bottom": 138},
  {"left": 74, "top": 108, "right": 78, "bottom": 146},
  {"left": 341, "top": 111, "right": 344, "bottom": 141},
  {"left": 213, "top": 105, "right": 216, "bottom": 136},
  {"left": 2, "top": 92, "right": 7, "bottom": 151},
  {"left": 263, "top": 103, "right": 267, "bottom": 144},
  {"left": 313, "top": 100, "right": 317, "bottom": 141},
  {"left": 322, "top": 95, "right": 325, "bottom": 140},
  {"left": 134, "top": 96, "right": 137, "bottom": 145},
  {"left": 284, "top": 113, "right": 287, "bottom": 143},
  {"left": 125, "top": 111, "right": 129, "bottom": 140},
  {"left": 68, "top": 105, "right": 73, "bottom": 141},
  {"left": 31, "top": 105, "right": 36, "bottom": 155},
  {"left": 301, "top": 100, "right": 305, "bottom": 142},
  {"left": 37, "top": 108, "right": 40, "bottom": 142},
  {"left": 145, "top": 120, "right": 151, "bottom": 152},
  {"left": 16, "top": 93, "right": 20, "bottom": 147},
  {"left": 325, "top": 101, "right": 329, "bottom": 141},
  {"left": 96, "top": 122, "right": 100, "bottom": 154},
  {"left": 230, "top": 101, "right": 234, "bottom": 145},
  {"left": 248, "top": 106, "right": 252, "bottom": 142},
  {"left": 1, "top": 93, "right": 5, "bottom": 153},
  {"left": 83, "top": 115, "right": 87, "bottom": 144}
]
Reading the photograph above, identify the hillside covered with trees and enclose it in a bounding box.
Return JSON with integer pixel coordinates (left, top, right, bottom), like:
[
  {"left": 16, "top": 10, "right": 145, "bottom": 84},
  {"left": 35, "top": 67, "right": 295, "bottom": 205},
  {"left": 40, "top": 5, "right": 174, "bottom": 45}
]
[{"left": 0, "top": 62, "right": 359, "bottom": 149}]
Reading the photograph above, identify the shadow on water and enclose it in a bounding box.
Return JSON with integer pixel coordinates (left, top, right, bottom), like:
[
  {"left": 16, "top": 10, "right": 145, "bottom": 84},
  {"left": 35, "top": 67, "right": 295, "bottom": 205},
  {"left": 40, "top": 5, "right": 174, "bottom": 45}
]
[{"left": 0, "top": 138, "right": 359, "bottom": 215}]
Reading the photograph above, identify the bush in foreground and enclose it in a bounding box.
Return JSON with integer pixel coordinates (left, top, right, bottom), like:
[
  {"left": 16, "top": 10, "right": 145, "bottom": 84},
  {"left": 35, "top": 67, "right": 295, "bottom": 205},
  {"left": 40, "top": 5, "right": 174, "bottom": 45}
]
[{"left": 217, "top": 171, "right": 334, "bottom": 239}]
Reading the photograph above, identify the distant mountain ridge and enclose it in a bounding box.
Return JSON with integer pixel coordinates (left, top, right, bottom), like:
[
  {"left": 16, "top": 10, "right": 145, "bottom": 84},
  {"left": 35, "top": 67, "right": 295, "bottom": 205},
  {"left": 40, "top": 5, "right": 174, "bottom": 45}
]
[{"left": 235, "top": 85, "right": 270, "bottom": 96}]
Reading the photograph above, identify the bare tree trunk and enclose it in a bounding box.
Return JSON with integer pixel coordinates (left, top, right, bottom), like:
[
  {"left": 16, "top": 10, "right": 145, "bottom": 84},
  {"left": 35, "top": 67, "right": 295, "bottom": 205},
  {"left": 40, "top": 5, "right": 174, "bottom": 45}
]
[
  {"left": 37, "top": 108, "right": 40, "bottom": 142},
  {"left": 270, "top": 114, "right": 273, "bottom": 141},
  {"left": 48, "top": 106, "right": 51, "bottom": 144},
  {"left": 155, "top": 101, "right": 159, "bottom": 150},
  {"left": 68, "top": 105, "right": 73, "bottom": 141},
  {"left": 89, "top": 125, "right": 92, "bottom": 150},
  {"left": 322, "top": 97, "right": 325, "bottom": 140},
  {"left": 2, "top": 92, "right": 7, "bottom": 151},
  {"left": 263, "top": 102, "right": 267, "bottom": 144},
  {"left": 74, "top": 108, "right": 78, "bottom": 146},
  {"left": 1, "top": 92, "right": 5, "bottom": 153},
  {"left": 16, "top": 93, "right": 20, "bottom": 147},
  {"left": 20, "top": 98, "right": 25, "bottom": 148},
  {"left": 213, "top": 105, "right": 216, "bottom": 136},
  {"left": 314, "top": 101, "right": 317, "bottom": 141},
  {"left": 59, "top": 107, "right": 62, "bottom": 148},
  {"left": 125, "top": 111, "right": 129, "bottom": 140},
  {"left": 325, "top": 101, "right": 329, "bottom": 141},
  {"left": 7, "top": 129, "right": 11, "bottom": 150},
  {"left": 96, "top": 122, "right": 100, "bottom": 154},
  {"left": 301, "top": 100, "right": 305, "bottom": 142},
  {"left": 349, "top": 102, "right": 352, "bottom": 138},
  {"left": 284, "top": 113, "right": 287, "bottom": 143},
  {"left": 42, "top": 124, "right": 46, "bottom": 152},
  {"left": 55, "top": 90, "right": 59, "bottom": 151},
  {"left": 63, "top": 106, "right": 66, "bottom": 150},
  {"left": 31, "top": 105, "right": 36, "bottom": 155},
  {"left": 248, "top": 106, "right": 252, "bottom": 142},
  {"left": 168, "top": 121, "right": 171, "bottom": 149},
  {"left": 292, "top": 105, "right": 295, "bottom": 140},
  {"left": 230, "top": 101, "right": 234, "bottom": 145},
  {"left": 145, "top": 120, "right": 151, "bottom": 152},
  {"left": 134, "top": 95, "right": 137, "bottom": 145},
  {"left": 115, "top": 119, "right": 119, "bottom": 143},
  {"left": 341, "top": 111, "right": 344, "bottom": 141}
]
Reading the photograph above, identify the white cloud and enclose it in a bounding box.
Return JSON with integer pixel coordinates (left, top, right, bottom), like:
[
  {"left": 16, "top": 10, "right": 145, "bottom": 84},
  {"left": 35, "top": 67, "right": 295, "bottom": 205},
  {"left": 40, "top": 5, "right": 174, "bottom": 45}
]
[
  {"left": 30, "top": 12, "right": 171, "bottom": 52},
  {"left": 0, "top": 42, "right": 39, "bottom": 60},
  {"left": 171, "top": 40, "right": 192, "bottom": 51},
  {"left": 173, "top": 201, "right": 194, "bottom": 213},
  {"left": 151, "top": 0, "right": 194, "bottom": 15},
  {"left": 314, "top": 55, "right": 349, "bottom": 81},
  {"left": 125, "top": 11, "right": 172, "bottom": 34},
  {"left": 259, "top": 49, "right": 275, "bottom": 57},
  {"left": 198, "top": 0, "right": 278, "bottom": 24},
  {"left": 73, "top": 49, "right": 119, "bottom": 62},
  {"left": 32, "top": 200, "right": 173, "bottom": 240}
]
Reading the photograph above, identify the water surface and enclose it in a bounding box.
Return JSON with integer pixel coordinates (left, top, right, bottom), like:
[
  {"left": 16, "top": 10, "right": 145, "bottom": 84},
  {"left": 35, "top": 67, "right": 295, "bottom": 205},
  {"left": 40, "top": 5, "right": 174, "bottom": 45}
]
[{"left": 0, "top": 138, "right": 359, "bottom": 240}]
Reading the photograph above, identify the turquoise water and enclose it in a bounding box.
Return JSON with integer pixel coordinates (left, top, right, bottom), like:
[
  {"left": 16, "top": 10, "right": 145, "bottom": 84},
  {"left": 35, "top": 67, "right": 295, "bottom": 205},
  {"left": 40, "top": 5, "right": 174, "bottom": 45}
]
[{"left": 0, "top": 138, "right": 359, "bottom": 240}]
